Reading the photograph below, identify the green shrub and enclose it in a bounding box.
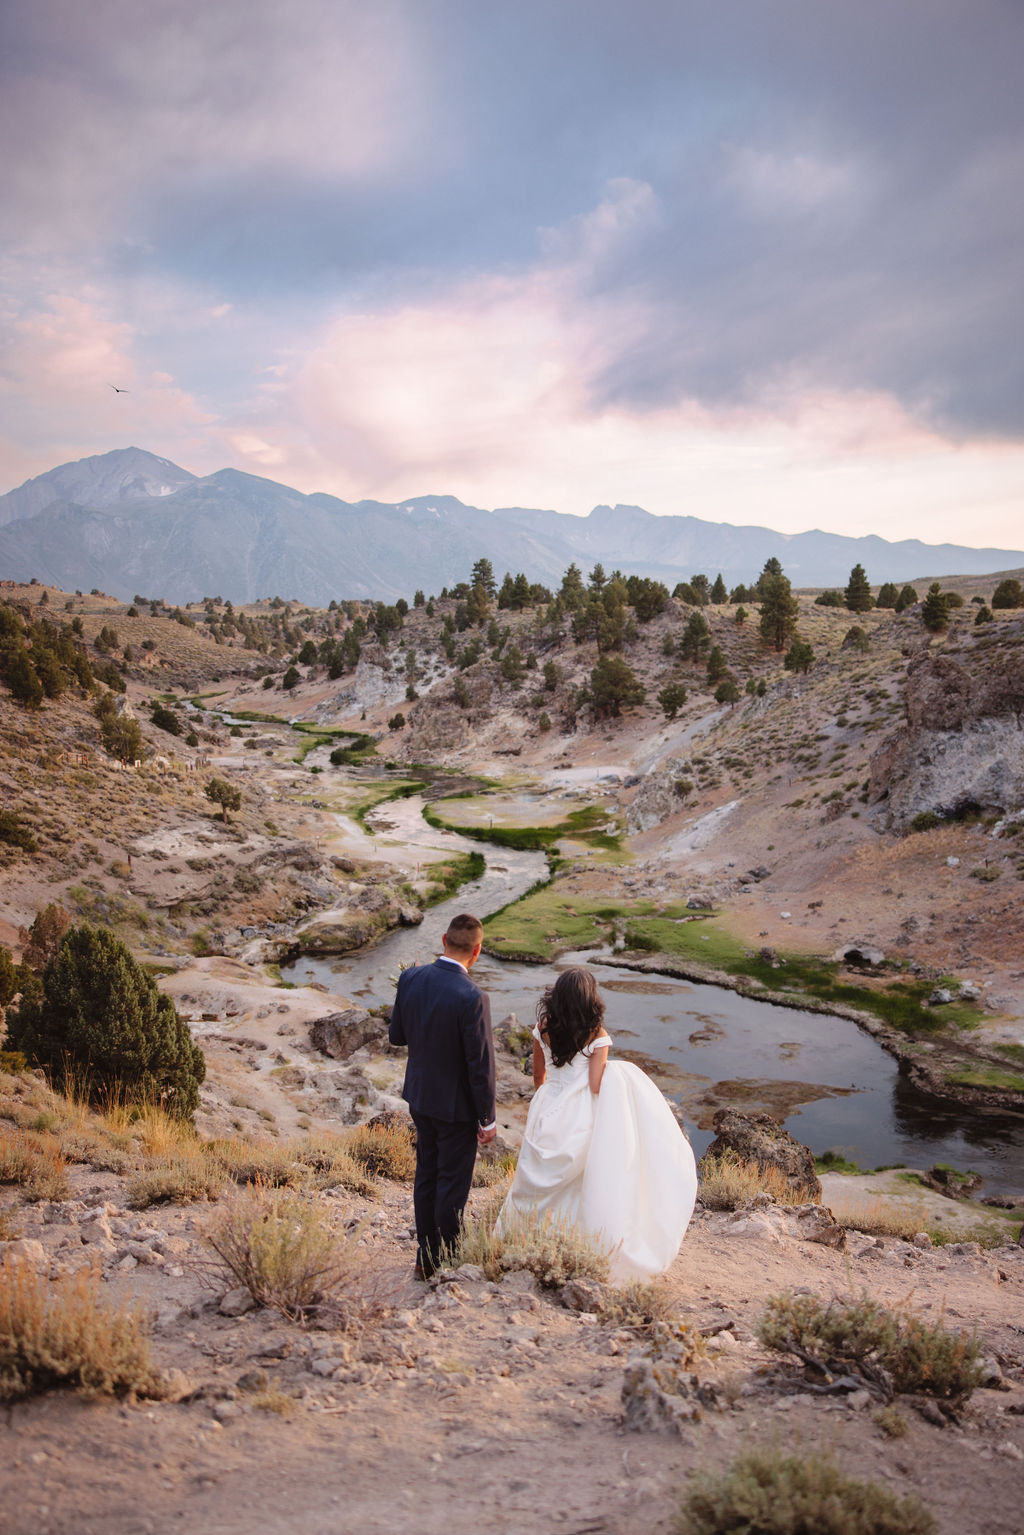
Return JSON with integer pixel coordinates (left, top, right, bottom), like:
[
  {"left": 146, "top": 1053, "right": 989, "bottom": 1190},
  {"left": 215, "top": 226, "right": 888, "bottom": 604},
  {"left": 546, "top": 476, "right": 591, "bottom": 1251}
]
[
  {"left": 909, "top": 810, "right": 943, "bottom": 833},
  {"left": 758, "top": 1291, "right": 982, "bottom": 1402},
  {"left": 677, "top": 1448, "right": 935, "bottom": 1535},
  {"left": 203, "top": 1182, "right": 383, "bottom": 1325},
  {"left": 7, "top": 924, "right": 205, "bottom": 1120},
  {"left": 452, "top": 1208, "right": 611, "bottom": 1288},
  {"left": 0, "top": 811, "right": 38, "bottom": 853}
]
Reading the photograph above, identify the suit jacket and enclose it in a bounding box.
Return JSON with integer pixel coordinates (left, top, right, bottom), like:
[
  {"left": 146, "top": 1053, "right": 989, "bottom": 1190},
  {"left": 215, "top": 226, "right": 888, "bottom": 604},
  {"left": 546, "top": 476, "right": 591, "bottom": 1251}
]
[{"left": 388, "top": 957, "right": 495, "bottom": 1126}]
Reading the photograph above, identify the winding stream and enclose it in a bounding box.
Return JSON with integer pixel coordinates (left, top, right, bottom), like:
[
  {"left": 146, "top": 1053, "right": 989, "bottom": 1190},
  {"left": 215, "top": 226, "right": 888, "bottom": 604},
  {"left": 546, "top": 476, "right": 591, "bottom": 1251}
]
[{"left": 283, "top": 794, "right": 1024, "bottom": 1193}]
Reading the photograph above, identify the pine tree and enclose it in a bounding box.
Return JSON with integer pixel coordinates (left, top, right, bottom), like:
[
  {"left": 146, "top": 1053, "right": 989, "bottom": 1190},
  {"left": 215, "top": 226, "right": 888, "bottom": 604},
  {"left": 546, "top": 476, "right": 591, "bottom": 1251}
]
[
  {"left": 470, "top": 558, "right": 496, "bottom": 598},
  {"left": 844, "top": 564, "right": 873, "bottom": 612},
  {"left": 758, "top": 571, "right": 800, "bottom": 651},
  {"left": 657, "top": 682, "right": 687, "bottom": 719},
  {"left": 894, "top": 584, "right": 919, "bottom": 612},
  {"left": 4, "top": 649, "right": 43, "bottom": 708},
  {"left": 706, "top": 645, "right": 729, "bottom": 682},
  {"left": 679, "top": 611, "right": 711, "bottom": 662},
  {"left": 589, "top": 656, "right": 645, "bottom": 717},
  {"left": 921, "top": 584, "right": 949, "bottom": 632},
  {"left": 559, "top": 563, "right": 586, "bottom": 609},
  {"left": 756, "top": 557, "right": 783, "bottom": 596},
  {"left": 710, "top": 574, "right": 727, "bottom": 604},
  {"left": 991, "top": 578, "right": 1024, "bottom": 609},
  {"left": 876, "top": 582, "right": 899, "bottom": 608},
  {"left": 784, "top": 639, "right": 815, "bottom": 673},
  {"left": 8, "top": 924, "right": 206, "bottom": 1118},
  {"left": 205, "top": 778, "right": 242, "bottom": 822}
]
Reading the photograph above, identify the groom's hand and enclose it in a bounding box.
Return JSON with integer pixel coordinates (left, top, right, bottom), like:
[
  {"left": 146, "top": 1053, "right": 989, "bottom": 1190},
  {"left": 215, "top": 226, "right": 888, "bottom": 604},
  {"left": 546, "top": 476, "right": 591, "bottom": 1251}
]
[{"left": 477, "top": 1124, "right": 497, "bottom": 1145}]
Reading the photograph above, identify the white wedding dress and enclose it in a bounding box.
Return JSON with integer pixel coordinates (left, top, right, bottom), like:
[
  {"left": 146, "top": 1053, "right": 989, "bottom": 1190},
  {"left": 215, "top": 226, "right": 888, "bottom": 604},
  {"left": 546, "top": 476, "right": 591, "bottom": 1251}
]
[{"left": 497, "top": 1028, "right": 698, "bottom": 1282}]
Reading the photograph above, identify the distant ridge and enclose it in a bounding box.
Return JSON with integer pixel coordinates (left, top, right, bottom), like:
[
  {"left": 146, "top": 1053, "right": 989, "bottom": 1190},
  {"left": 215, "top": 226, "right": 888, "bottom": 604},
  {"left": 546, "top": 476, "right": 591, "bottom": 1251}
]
[{"left": 1, "top": 447, "right": 1022, "bottom": 604}]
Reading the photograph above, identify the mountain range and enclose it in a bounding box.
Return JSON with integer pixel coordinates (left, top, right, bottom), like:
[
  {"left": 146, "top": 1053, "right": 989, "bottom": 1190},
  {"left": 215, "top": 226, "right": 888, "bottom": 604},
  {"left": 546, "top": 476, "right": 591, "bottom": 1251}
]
[{"left": 1, "top": 447, "right": 1021, "bottom": 605}]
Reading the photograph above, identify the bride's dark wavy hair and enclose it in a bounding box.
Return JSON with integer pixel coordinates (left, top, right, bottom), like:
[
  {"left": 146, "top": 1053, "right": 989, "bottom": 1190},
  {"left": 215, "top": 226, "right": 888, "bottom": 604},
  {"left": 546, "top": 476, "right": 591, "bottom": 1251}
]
[{"left": 536, "top": 967, "right": 605, "bottom": 1068}]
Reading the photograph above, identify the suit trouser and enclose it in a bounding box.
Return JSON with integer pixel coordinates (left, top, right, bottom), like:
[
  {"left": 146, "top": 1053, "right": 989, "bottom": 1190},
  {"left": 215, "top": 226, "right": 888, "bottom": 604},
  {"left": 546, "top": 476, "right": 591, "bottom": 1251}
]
[{"left": 410, "top": 1111, "right": 478, "bottom": 1274}]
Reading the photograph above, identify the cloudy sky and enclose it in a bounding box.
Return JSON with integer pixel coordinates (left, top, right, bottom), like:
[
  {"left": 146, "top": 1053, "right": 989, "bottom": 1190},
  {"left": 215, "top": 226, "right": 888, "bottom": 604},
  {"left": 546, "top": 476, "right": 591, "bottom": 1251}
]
[{"left": 2, "top": 0, "right": 1023, "bottom": 546}]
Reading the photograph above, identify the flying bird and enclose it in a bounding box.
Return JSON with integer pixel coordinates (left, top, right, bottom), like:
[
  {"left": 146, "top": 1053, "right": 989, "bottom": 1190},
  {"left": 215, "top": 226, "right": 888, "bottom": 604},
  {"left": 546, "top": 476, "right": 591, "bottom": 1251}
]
[{"left": 109, "top": 384, "right": 130, "bottom": 393}]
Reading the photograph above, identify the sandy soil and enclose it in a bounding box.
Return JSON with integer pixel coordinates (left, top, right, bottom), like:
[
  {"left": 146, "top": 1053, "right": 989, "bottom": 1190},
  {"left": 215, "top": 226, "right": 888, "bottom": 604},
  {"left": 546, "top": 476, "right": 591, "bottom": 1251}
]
[{"left": 3, "top": 1163, "right": 1023, "bottom": 1535}]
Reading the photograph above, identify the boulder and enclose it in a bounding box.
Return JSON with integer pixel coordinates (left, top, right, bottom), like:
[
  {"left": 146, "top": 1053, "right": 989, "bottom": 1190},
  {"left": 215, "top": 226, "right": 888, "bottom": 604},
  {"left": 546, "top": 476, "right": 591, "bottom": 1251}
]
[
  {"left": 558, "top": 1278, "right": 608, "bottom": 1313},
  {"left": 309, "top": 1009, "right": 387, "bottom": 1061},
  {"left": 704, "top": 1108, "right": 822, "bottom": 1201},
  {"left": 834, "top": 943, "right": 886, "bottom": 969},
  {"left": 219, "top": 1286, "right": 256, "bottom": 1317},
  {"left": 920, "top": 1164, "right": 983, "bottom": 1200},
  {"left": 779, "top": 1203, "right": 847, "bottom": 1250},
  {"left": 5, "top": 1238, "right": 48, "bottom": 1270}
]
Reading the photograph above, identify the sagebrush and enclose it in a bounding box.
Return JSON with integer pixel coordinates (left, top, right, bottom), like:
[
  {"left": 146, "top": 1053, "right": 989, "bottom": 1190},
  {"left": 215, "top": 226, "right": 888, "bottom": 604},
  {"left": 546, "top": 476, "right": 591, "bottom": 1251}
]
[
  {"left": 759, "top": 1291, "right": 982, "bottom": 1402},
  {"left": 0, "top": 1256, "right": 163, "bottom": 1399},
  {"left": 452, "top": 1206, "right": 611, "bottom": 1288},
  {"left": 203, "top": 1180, "right": 387, "bottom": 1326},
  {"left": 677, "top": 1448, "right": 935, "bottom": 1535}
]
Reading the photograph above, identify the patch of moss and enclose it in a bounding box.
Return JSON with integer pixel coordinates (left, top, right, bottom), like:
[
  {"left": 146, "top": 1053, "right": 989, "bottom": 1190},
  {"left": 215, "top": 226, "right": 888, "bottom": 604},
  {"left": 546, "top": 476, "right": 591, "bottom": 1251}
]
[
  {"left": 423, "top": 851, "right": 486, "bottom": 907},
  {"left": 944, "top": 1066, "right": 1024, "bottom": 1091},
  {"left": 484, "top": 888, "right": 640, "bottom": 961},
  {"left": 815, "top": 1151, "right": 862, "bottom": 1175},
  {"left": 423, "top": 798, "right": 624, "bottom": 856}
]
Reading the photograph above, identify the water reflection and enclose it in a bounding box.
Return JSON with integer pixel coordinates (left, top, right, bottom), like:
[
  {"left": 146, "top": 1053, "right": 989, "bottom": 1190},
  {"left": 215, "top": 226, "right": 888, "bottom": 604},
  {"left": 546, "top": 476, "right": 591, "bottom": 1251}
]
[{"left": 283, "top": 890, "right": 1024, "bottom": 1193}]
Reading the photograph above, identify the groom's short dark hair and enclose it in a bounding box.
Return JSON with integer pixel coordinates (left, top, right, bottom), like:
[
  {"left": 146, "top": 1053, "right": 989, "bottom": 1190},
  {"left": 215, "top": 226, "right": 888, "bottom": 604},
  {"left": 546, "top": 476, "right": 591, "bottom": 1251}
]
[{"left": 444, "top": 913, "right": 483, "bottom": 953}]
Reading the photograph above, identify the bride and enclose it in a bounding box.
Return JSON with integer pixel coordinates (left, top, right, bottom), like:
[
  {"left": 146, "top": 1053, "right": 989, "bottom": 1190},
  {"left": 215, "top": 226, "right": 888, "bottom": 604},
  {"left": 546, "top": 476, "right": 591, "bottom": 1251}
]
[{"left": 496, "top": 967, "right": 697, "bottom": 1282}]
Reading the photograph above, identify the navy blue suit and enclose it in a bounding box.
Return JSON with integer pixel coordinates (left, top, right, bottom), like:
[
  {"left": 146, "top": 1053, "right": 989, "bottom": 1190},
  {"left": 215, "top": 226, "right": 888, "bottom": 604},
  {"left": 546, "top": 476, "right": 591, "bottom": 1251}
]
[{"left": 389, "top": 956, "right": 495, "bottom": 1274}]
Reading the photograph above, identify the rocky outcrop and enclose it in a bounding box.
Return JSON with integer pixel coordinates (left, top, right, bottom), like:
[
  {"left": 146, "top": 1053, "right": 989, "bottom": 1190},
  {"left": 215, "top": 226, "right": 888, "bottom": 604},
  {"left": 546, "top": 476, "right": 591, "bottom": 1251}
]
[
  {"left": 704, "top": 1108, "right": 822, "bottom": 1201},
  {"left": 626, "top": 756, "right": 690, "bottom": 833},
  {"left": 870, "top": 625, "right": 1024, "bottom": 829},
  {"left": 293, "top": 883, "right": 422, "bottom": 955},
  {"left": 309, "top": 1009, "right": 387, "bottom": 1061}
]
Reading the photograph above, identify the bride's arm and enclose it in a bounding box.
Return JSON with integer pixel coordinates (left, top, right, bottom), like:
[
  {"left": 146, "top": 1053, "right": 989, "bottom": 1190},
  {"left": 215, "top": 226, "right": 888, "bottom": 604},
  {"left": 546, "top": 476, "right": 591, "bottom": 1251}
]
[
  {"left": 588, "top": 1036, "right": 610, "bottom": 1094},
  {"left": 532, "top": 1038, "right": 546, "bottom": 1088}
]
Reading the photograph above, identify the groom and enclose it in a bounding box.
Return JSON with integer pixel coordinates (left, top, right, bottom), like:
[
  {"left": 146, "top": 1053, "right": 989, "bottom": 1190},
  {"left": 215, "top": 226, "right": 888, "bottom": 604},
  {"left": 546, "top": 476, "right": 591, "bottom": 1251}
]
[{"left": 388, "top": 912, "right": 496, "bottom": 1279}]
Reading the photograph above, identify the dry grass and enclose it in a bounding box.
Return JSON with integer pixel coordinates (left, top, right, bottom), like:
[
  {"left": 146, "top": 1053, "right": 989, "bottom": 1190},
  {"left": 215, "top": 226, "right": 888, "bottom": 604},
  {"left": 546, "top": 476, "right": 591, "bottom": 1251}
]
[
  {"left": 249, "top": 1386, "right": 300, "bottom": 1416},
  {"left": 202, "top": 1180, "right": 389, "bottom": 1326},
  {"left": 759, "top": 1291, "right": 982, "bottom": 1403},
  {"left": 127, "top": 1149, "right": 226, "bottom": 1208},
  {"left": 677, "top": 1448, "right": 935, "bottom": 1535},
  {"left": 822, "top": 1190, "right": 1012, "bottom": 1246},
  {"left": 209, "top": 1136, "right": 308, "bottom": 1188},
  {"left": 472, "top": 1150, "right": 518, "bottom": 1188},
  {"left": 53, "top": 1121, "right": 133, "bottom": 1173},
  {"left": 453, "top": 1204, "right": 611, "bottom": 1289},
  {"left": 344, "top": 1121, "right": 417, "bottom": 1182},
  {"left": 698, "top": 1149, "right": 816, "bottom": 1210},
  {"left": 597, "top": 1279, "right": 677, "bottom": 1333},
  {"left": 0, "top": 1125, "right": 70, "bottom": 1201},
  {"left": 293, "top": 1132, "right": 380, "bottom": 1198},
  {"left": 0, "top": 1255, "right": 163, "bottom": 1399},
  {"left": 122, "top": 1104, "right": 196, "bottom": 1159}
]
